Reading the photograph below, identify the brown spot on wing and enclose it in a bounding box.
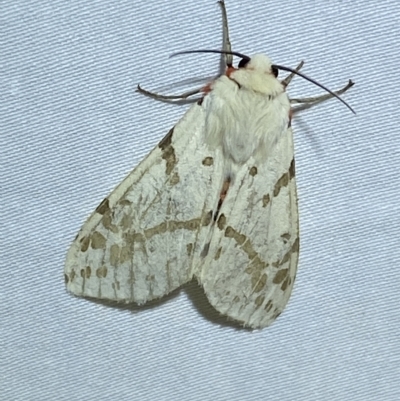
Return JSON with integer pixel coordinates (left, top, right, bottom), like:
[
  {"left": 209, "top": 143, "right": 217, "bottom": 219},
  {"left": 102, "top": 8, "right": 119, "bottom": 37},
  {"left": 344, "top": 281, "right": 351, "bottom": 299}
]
[
  {"left": 81, "top": 266, "right": 91, "bottom": 279},
  {"left": 255, "top": 295, "right": 265, "bottom": 307},
  {"left": 225, "top": 226, "right": 246, "bottom": 245},
  {"left": 201, "top": 243, "right": 210, "bottom": 258},
  {"left": 80, "top": 236, "right": 90, "bottom": 252},
  {"left": 289, "top": 158, "right": 295, "bottom": 178},
  {"left": 110, "top": 244, "right": 120, "bottom": 267},
  {"left": 170, "top": 171, "right": 180, "bottom": 185},
  {"left": 272, "top": 237, "right": 298, "bottom": 267},
  {"left": 112, "top": 281, "right": 120, "bottom": 291},
  {"left": 214, "top": 247, "right": 222, "bottom": 260},
  {"left": 118, "top": 199, "right": 132, "bottom": 206},
  {"left": 262, "top": 194, "right": 270, "bottom": 207},
  {"left": 249, "top": 166, "right": 257, "bottom": 176},
  {"left": 91, "top": 232, "right": 106, "bottom": 249},
  {"left": 161, "top": 146, "right": 177, "bottom": 175},
  {"left": 242, "top": 241, "right": 258, "bottom": 261},
  {"left": 273, "top": 268, "right": 288, "bottom": 284},
  {"left": 95, "top": 198, "right": 110, "bottom": 215},
  {"left": 69, "top": 270, "right": 76, "bottom": 282},
  {"left": 217, "top": 214, "right": 226, "bottom": 230},
  {"left": 120, "top": 245, "right": 132, "bottom": 264},
  {"left": 265, "top": 300, "right": 274, "bottom": 312},
  {"left": 158, "top": 127, "right": 177, "bottom": 175},
  {"left": 281, "top": 276, "right": 291, "bottom": 291},
  {"left": 142, "top": 217, "right": 203, "bottom": 239},
  {"left": 120, "top": 213, "right": 133, "bottom": 231},
  {"left": 252, "top": 273, "right": 268, "bottom": 293},
  {"left": 158, "top": 127, "right": 174, "bottom": 150},
  {"left": 292, "top": 237, "right": 300, "bottom": 253},
  {"left": 273, "top": 172, "right": 289, "bottom": 197},
  {"left": 96, "top": 266, "right": 108, "bottom": 278},
  {"left": 202, "top": 157, "right": 214, "bottom": 166},
  {"left": 202, "top": 211, "right": 213, "bottom": 226},
  {"left": 101, "top": 212, "right": 112, "bottom": 229},
  {"left": 102, "top": 211, "right": 119, "bottom": 233}
]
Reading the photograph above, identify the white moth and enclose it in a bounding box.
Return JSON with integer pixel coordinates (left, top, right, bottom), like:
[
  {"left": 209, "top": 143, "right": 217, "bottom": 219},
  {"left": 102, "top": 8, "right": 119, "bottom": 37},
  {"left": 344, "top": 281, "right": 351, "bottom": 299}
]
[{"left": 64, "top": 1, "right": 354, "bottom": 328}]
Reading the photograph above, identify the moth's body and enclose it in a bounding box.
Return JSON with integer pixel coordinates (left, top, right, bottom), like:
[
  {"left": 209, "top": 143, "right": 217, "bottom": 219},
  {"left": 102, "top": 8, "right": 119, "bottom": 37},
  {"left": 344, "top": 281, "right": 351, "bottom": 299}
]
[
  {"left": 205, "top": 55, "right": 290, "bottom": 170},
  {"left": 64, "top": 1, "right": 352, "bottom": 329}
]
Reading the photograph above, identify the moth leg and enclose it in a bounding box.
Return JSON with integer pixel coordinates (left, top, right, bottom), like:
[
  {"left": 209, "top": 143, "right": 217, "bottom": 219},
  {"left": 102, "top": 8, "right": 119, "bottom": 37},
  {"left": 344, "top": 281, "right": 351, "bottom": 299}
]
[
  {"left": 281, "top": 61, "right": 304, "bottom": 88},
  {"left": 290, "top": 79, "right": 354, "bottom": 105},
  {"left": 137, "top": 85, "right": 201, "bottom": 100},
  {"left": 218, "top": 0, "right": 233, "bottom": 68}
]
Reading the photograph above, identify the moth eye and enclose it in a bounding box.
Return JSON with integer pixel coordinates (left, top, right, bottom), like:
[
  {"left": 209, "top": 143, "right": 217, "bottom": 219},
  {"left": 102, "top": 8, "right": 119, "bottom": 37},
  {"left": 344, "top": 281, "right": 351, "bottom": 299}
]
[
  {"left": 238, "top": 58, "right": 250, "bottom": 68},
  {"left": 272, "top": 66, "right": 279, "bottom": 77}
]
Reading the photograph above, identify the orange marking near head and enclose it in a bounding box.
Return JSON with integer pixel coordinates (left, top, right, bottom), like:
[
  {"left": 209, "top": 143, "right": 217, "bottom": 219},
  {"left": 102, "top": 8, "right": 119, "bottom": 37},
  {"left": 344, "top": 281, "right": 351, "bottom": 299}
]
[
  {"left": 226, "top": 66, "right": 237, "bottom": 77},
  {"left": 202, "top": 83, "right": 213, "bottom": 94}
]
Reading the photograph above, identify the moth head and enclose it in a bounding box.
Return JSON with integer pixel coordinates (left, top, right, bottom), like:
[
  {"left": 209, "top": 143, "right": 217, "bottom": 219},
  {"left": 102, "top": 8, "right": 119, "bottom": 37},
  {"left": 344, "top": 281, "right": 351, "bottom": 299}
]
[
  {"left": 231, "top": 53, "right": 283, "bottom": 96},
  {"left": 238, "top": 53, "right": 279, "bottom": 78},
  {"left": 170, "top": 49, "right": 355, "bottom": 113}
]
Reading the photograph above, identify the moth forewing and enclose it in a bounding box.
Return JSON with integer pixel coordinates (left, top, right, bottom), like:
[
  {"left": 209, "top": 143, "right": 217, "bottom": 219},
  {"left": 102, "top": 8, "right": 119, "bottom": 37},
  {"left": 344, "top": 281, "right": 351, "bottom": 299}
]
[{"left": 64, "top": 104, "right": 216, "bottom": 303}]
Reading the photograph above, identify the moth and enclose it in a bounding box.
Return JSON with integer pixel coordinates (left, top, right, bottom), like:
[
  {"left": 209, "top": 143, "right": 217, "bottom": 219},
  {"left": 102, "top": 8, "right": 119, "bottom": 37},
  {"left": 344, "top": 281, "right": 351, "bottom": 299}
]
[{"left": 64, "top": 1, "right": 354, "bottom": 328}]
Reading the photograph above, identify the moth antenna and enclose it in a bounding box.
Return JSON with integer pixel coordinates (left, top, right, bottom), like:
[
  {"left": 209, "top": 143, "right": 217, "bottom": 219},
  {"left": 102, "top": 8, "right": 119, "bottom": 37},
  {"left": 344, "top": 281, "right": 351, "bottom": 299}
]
[{"left": 273, "top": 64, "right": 355, "bottom": 114}]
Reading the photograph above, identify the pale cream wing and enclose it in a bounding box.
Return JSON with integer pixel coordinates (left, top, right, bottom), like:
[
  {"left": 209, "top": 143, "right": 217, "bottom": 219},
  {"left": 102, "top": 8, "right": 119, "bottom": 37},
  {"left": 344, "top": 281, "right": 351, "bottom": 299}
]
[
  {"left": 65, "top": 104, "right": 225, "bottom": 304},
  {"left": 198, "top": 127, "right": 299, "bottom": 328}
]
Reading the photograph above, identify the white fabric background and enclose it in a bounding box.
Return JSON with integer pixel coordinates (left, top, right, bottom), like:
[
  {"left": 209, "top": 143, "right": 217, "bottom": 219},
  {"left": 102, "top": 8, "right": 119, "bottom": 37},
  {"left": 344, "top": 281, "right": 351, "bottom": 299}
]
[{"left": 2, "top": 0, "right": 400, "bottom": 400}]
